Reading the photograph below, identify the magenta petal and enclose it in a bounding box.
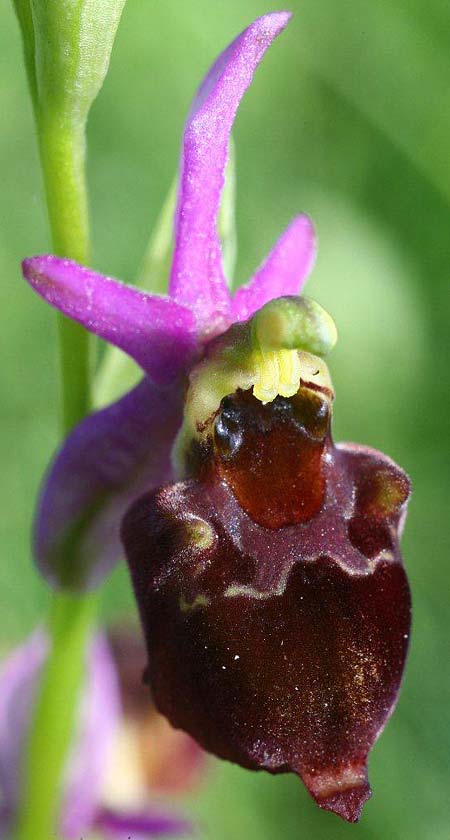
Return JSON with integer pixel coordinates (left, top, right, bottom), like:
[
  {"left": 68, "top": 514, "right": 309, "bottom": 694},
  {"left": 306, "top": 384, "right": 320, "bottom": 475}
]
[
  {"left": 61, "top": 636, "right": 120, "bottom": 839},
  {"left": 169, "top": 12, "right": 291, "bottom": 332},
  {"left": 22, "top": 256, "right": 197, "bottom": 385},
  {"left": 36, "top": 378, "right": 182, "bottom": 590},
  {"left": 231, "top": 215, "right": 316, "bottom": 322},
  {"left": 95, "top": 807, "right": 192, "bottom": 838}
]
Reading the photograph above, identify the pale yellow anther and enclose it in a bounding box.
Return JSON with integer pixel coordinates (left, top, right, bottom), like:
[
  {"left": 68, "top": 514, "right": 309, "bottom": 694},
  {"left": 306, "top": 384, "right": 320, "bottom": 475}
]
[
  {"left": 277, "top": 348, "right": 302, "bottom": 398},
  {"left": 252, "top": 348, "right": 302, "bottom": 404}
]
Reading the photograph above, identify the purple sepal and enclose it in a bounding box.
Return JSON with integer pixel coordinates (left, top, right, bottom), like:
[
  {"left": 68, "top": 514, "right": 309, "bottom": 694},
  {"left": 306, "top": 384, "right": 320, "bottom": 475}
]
[
  {"left": 232, "top": 215, "right": 316, "bottom": 322},
  {"left": 22, "top": 256, "right": 197, "bottom": 385},
  {"left": 35, "top": 378, "right": 183, "bottom": 590},
  {"left": 95, "top": 806, "right": 192, "bottom": 838},
  {"left": 170, "top": 12, "right": 291, "bottom": 332}
]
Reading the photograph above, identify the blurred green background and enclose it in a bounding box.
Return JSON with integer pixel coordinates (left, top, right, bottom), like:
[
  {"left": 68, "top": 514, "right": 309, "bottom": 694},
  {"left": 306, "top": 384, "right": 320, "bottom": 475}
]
[{"left": 1, "top": 1, "right": 449, "bottom": 838}]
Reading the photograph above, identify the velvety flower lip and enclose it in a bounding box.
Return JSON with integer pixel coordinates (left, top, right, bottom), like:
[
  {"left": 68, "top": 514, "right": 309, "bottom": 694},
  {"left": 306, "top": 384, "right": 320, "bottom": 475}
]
[
  {"left": 0, "top": 633, "right": 192, "bottom": 839},
  {"left": 122, "top": 385, "right": 411, "bottom": 824},
  {"left": 21, "top": 11, "right": 315, "bottom": 591}
]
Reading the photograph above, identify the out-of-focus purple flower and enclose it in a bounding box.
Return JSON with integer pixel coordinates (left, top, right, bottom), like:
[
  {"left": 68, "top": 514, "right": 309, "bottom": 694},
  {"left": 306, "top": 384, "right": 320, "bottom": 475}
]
[
  {"left": 22, "top": 11, "right": 411, "bottom": 822},
  {"left": 108, "top": 625, "right": 206, "bottom": 794},
  {"left": 0, "top": 633, "right": 192, "bottom": 839}
]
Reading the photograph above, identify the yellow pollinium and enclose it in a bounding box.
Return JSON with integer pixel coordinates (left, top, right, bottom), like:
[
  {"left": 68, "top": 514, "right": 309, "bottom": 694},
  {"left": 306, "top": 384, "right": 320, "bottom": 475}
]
[{"left": 252, "top": 347, "right": 301, "bottom": 404}]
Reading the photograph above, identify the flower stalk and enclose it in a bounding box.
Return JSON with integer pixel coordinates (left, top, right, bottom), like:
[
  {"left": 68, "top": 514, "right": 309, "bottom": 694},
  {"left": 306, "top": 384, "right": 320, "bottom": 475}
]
[
  {"left": 15, "top": 595, "right": 97, "bottom": 840},
  {"left": 12, "top": 1, "right": 126, "bottom": 836},
  {"left": 37, "top": 116, "right": 92, "bottom": 430},
  {"left": 15, "top": 114, "right": 97, "bottom": 840}
]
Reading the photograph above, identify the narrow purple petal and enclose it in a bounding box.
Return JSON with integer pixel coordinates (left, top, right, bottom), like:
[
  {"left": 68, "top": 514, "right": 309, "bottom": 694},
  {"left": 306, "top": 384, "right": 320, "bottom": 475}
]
[
  {"left": 0, "top": 632, "right": 48, "bottom": 818},
  {"left": 22, "top": 256, "right": 198, "bottom": 385},
  {"left": 231, "top": 215, "right": 316, "bottom": 322},
  {"left": 96, "top": 806, "right": 192, "bottom": 837},
  {"left": 169, "top": 12, "right": 291, "bottom": 332},
  {"left": 35, "top": 378, "right": 182, "bottom": 590},
  {"left": 62, "top": 636, "right": 121, "bottom": 839}
]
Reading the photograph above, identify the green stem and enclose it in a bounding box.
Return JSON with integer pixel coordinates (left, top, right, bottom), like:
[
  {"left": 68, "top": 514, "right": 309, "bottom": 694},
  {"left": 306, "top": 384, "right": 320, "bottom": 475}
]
[
  {"left": 15, "top": 112, "right": 98, "bottom": 840},
  {"left": 38, "top": 115, "right": 92, "bottom": 429},
  {"left": 15, "top": 595, "right": 97, "bottom": 840}
]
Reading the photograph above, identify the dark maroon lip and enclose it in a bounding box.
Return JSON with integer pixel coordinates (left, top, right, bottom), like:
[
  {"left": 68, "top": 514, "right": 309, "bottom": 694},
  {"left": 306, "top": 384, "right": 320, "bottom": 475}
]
[{"left": 122, "top": 383, "right": 411, "bottom": 823}]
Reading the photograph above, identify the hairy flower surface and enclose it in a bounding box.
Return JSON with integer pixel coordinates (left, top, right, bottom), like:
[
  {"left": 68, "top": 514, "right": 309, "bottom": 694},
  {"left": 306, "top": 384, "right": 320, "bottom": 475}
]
[
  {"left": 22, "top": 11, "right": 411, "bottom": 823},
  {"left": 0, "top": 633, "right": 191, "bottom": 838}
]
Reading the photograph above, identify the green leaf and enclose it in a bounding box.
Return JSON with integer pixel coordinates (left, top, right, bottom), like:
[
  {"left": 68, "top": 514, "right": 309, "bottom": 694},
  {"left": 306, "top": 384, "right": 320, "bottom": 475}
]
[
  {"left": 30, "top": 0, "right": 126, "bottom": 129},
  {"left": 31, "top": 0, "right": 127, "bottom": 261},
  {"left": 12, "top": 0, "right": 38, "bottom": 111},
  {"left": 12, "top": 0, "right": 127, "bottom": 266}
]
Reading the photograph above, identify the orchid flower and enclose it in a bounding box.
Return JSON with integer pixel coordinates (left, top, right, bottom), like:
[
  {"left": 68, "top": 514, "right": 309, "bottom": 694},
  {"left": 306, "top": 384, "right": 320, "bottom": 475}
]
[
  {"left": 22, "top": 12, "right": 411, "bottom": 823},
  {"left": 0, "top": 633, "right": 191, "bottom": 839}
]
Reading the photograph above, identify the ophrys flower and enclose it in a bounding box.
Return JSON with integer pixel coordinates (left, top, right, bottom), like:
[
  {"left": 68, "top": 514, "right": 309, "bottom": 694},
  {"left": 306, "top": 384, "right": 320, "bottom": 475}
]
[{"left": 22, "top": 12, "right": 411, "bottom": 822}]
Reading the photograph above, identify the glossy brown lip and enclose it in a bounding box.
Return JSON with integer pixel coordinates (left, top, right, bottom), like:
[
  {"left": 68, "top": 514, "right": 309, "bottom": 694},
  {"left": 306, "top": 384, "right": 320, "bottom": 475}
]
[
  {"left": 122, "top": 384, "right": 411, "bottom": 823},
  {"left": 212, "top": 388, "right": 331, "bottom": 528}
]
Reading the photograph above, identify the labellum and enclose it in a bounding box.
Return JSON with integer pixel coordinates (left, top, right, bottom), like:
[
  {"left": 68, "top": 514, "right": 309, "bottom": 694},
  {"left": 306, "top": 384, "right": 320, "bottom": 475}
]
[{"left": 122, "top": 298, "right": 411, "bottom": 823}]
